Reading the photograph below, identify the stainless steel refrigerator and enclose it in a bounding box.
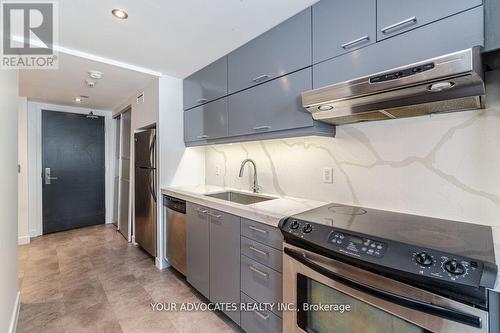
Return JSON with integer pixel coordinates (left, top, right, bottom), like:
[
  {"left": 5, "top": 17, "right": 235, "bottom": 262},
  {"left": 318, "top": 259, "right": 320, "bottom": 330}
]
[{"left": 134, "top": 128, "right": 157, "bottom": 257}]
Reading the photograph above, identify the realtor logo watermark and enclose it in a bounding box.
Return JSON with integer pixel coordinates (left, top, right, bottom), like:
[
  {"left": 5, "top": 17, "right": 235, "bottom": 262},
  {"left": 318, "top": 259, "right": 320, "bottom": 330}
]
[{"left": 1, "top": 1, "right": 58, "bottom": 69}]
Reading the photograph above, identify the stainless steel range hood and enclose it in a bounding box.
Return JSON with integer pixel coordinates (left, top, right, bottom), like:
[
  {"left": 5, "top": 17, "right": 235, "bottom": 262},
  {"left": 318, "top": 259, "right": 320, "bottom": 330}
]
[{"left": 302, "top": 47, "right": 485, "bottom": 125}]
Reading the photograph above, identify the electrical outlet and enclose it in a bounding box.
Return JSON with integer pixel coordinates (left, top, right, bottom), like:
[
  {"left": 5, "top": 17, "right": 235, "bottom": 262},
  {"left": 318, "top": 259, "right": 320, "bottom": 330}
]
[
  {"left": 215, "top": 166, "right": 220, "bottom": 176},
  {"left": 323, "top": 167, "right": 333, "bottom": 184}
]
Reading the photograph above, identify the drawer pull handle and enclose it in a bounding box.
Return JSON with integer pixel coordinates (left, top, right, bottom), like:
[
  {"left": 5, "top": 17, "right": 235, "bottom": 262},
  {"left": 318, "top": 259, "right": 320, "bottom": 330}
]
[
  {"left": 248, "top": 225, "right": 268, "bottom": 234},
  {"left": 254, "top": 310, "right": 270, "bottom": 321},
  {"left": 341, "top": 35, "right": 370, "bottom": 49},
  {"left": 196, "top": 208, "right": 208, "bottom": 214},
  {"left": 249, "top": 246, "right": 269, "bottom": 256},
  {"left": 208, "top": 212, "right": 222, "bottom": 219},
  {"left": 196, "top": 98, "right": 209, "bottom": 104},
  {"left": 252, "top": 125, "right": 271, "bottom": 131},
  {"left": 252, "top": 74, "right": 270, "bottom": 82},
  {"left": 196, "top": 134, "right": 209, "bottom": 139},
  {"left": 249, "top": 265, "right": 269, "bottom": 278},
  {"left": 381, "top": 16, "right": 417, "bottom": 34}
]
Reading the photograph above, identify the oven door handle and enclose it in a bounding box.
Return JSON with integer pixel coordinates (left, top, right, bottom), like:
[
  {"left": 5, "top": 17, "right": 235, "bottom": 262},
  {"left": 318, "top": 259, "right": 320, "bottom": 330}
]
[{"left": 284, "top": 247, "right": 482, "bottom": 329}]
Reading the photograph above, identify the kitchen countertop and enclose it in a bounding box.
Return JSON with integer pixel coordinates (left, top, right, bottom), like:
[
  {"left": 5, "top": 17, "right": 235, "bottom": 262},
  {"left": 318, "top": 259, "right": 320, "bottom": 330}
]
[
  {"left": 161, "top": 184, "right": 328, "bottom": 227},
  {"left": 162, "top": 184, "right": 500, "bottom": 292}
]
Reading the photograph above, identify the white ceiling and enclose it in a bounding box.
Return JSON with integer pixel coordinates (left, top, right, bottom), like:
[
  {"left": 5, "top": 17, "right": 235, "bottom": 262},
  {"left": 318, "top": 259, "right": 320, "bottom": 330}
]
[
  {"left": 58, "top": 0, "right": 318, "bottom": 78},
  {"left": 19, "top": 0, "right": 318, "bottom": 110},
  {"left": 20, "top": 53, "right": 155, "bottom": 110}
]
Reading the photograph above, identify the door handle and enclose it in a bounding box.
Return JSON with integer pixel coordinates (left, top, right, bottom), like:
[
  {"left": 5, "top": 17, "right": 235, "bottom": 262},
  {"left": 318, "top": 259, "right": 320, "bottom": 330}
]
[
  {"left": 252, "top": 74, "right": 270, "bottom": 82},
  {"left": 249, "top": 265, "right": 269, "bottom": 278},
  {"left": 341, "top": 35, "right": 370, "bottom": 49},
  {"left": 44, "top": 167, "right": 58, "bottom": 185},
  {"left": 252, "top": 125, "right": 271, "bottom": 131},
  {"left": 196, "top": 98, "right": 209, "bottom": 104},
  {"left": 381, "top": 16, "right": 417, "bottom": 34},
  {"left": 249, "top": 246, "right": 269, "bottom": 256}
]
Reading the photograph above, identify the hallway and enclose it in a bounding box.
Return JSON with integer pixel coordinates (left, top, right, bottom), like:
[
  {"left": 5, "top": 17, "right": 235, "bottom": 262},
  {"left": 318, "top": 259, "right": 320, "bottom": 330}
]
[{"left": 17, "top": 225, "right": 239, "bottom": 333}]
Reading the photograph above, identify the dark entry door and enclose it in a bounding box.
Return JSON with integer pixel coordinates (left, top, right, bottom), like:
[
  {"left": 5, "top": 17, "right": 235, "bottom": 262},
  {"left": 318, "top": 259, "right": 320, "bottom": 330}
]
[{"left": 42, "top": 110, "right": 105, "bottom": 234}]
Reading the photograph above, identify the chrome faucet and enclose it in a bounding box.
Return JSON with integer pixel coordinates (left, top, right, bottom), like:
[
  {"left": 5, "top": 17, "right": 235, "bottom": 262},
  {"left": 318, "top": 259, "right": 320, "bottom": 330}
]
[{"left": 238, "top": 158, "right": 260, "bottom": 193}]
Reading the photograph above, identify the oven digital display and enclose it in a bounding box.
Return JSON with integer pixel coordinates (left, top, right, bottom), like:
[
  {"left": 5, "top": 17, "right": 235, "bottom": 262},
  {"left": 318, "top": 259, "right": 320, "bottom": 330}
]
[{"left": 349, "top": 236, "right": 363, "bottom": 245}]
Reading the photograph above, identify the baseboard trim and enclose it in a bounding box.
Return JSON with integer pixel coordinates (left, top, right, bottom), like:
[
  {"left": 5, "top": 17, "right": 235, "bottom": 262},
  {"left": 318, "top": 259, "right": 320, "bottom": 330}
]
[
  {"left": 18, "top": 235, "right": 30, "bottom": 245},
  {"left": 8, "top": 291, "right": 20, "bottom": 333}
]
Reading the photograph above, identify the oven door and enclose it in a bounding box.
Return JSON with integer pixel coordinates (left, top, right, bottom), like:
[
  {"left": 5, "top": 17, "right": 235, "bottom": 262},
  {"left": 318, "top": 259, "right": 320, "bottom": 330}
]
[{"left": 283, "top": 243, "right": 488, "bottom": 333}]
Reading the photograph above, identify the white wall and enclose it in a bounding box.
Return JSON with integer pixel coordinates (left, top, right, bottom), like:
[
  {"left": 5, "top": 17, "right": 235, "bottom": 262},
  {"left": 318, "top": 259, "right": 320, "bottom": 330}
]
[
  {"left": 26, "top": 102, "right": 114, "bottom": 237},
  {"left": 205, "top": 70, "right": 500, "bottom": 228},
  {"left": 18, "top": 97, "right": 29, "bottom": 245},
  {"left": 0, "top": 70, "right": 20, "bottom": 333}
]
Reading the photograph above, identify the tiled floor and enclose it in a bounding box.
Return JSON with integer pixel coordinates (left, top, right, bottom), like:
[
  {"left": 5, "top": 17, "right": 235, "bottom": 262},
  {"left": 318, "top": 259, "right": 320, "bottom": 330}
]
[{"left": 17, "top": 224, "right": 241, "bottom": 333}]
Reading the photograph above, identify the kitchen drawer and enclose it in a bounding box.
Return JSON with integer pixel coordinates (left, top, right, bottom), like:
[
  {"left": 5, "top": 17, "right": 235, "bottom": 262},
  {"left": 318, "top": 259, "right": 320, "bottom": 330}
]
[
  {"left": 313, "top": 0, "right": 376, "bottom": 63},
  {"left": 227, "top": 8, "right": 311, "bottom": 94},
  {"left": 241, "top": 292, "right": 282, "bottom": 333},
  {"left": 228, "top": 68, "right": 313, "bottom": 138},
  {"left": 241, "top": 236, "right": 282, "bottom": 272},
  {"left": 184, "top": 98, "right": 228, "bottom": 142},
  {"left": 377, "top": 0, "right": 482, "bottom": 41},
  {"left": 183, "top": 56, "right": 227, "bottom": 110},
  {"left": 241, "top": 255, "right": 282, "bottom": 317},
  {"left": 241, "top": 219, "right": 283, "bottom": 250}
]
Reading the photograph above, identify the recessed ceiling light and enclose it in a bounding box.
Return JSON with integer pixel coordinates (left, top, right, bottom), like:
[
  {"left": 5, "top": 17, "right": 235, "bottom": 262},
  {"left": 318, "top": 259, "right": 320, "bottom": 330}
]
[
  {"left": 112, "top": 8, "right": 128, "bottom": 19},
  {"left": 74, "top": 97, "right": 82, "bottom": 103}
]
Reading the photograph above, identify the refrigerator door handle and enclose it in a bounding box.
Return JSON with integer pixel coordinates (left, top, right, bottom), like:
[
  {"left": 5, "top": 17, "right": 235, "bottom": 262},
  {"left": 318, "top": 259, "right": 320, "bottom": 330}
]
[
  {"left": 149, "top": 134, "right": 156, "bottom": 168},
  {"left": 149, "top": 169, "right": 157, "bottom": 203}
]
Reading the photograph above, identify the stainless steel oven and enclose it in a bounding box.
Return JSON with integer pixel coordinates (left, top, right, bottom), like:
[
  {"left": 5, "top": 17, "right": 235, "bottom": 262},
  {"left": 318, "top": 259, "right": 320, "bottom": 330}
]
[{"left": 283, "top": 243, "right": 489, "bottom": 333}]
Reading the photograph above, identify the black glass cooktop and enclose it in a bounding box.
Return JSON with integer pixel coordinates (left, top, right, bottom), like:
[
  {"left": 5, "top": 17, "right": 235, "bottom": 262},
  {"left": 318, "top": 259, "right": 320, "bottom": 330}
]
[{"left": 289, "top": 203, "right": 496, "bottom": 265}]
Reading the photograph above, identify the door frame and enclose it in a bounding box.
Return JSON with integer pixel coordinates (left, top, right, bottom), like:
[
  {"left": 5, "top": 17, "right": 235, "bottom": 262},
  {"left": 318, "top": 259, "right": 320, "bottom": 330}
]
[{"left": 27, "top": 102, "right": 114, "bottom": 237}]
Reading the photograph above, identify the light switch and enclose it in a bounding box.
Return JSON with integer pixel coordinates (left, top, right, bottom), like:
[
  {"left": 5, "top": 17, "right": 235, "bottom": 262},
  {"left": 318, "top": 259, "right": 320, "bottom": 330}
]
[{"left": 323, "top": 167, "right": 333, "bottom": 184}]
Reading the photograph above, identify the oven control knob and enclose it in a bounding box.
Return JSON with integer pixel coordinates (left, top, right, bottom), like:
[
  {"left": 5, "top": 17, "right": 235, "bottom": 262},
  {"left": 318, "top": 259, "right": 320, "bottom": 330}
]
[
  {"left": 303, "top": 223, "right": 313, "bottom": 233},
  {"left": 444, "top": 260, "right": 465, "bottom": 275},
  {"left": 415, "top": 252, "right": 433, "bottom": 266},
  {"left": 290, "top": 220, "right": 300, "bottom": 230}
]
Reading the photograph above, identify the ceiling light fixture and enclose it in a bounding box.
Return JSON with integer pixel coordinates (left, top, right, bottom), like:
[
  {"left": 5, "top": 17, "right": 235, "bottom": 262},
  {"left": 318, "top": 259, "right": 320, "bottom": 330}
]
[
  {"left": 74, "top": 97, "right": 82, "bottom": 103},
  {"left": 112, "top": 8, "right": 128, "bottom": 19},
  {"left": 88, "top": 70, "right": 103, "bottom": 80}
]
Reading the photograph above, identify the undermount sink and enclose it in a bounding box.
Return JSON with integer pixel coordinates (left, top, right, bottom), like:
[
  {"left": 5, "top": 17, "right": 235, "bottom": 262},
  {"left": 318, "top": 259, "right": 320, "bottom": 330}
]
[{"left": 205, "top": 191, "right": 276, "bottom": 205}]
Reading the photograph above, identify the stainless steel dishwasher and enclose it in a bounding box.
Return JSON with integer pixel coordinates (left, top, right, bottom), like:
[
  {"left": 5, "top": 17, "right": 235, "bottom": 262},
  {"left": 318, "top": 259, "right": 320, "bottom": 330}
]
[{"left": 164, "top": 196, "right": 186, "bottom": 276}]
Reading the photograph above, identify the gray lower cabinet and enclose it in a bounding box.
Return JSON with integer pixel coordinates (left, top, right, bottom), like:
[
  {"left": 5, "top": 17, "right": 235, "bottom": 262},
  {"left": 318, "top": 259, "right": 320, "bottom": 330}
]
[
  {"left": 312, "top": 0, "right": 376, "bottom": 64},
  {"left": 186, "top": 202, "right": 241, "bottom": 324},
  {"left": 313, "top": 6, "right": 484, "bottom": 89},
  {"left": 183, "top": 56, "right": 228, "bottom": 110},
  {"left": 376, "top": 0, "right": 482, "bottom": 41},
  {"left": 227, "top": 8, "right": 312, "bottom": 94},
  {"left": 485, "top": 0, "right": 500, "bottom": 52},
  {"left": 186, "top": 202, "right": 210, "bottom": 299},
  {"left": 184, "top": 98, "right": 228, "bottom": 143},
  {"left": 241, "top": 292, "right": 282, "bottom": 333},
  {"left": 228, "top": 68, "right": 313, "bottom": 137},
  {"left": 209, "top": 209, "right": 241, "bottom": 324}
]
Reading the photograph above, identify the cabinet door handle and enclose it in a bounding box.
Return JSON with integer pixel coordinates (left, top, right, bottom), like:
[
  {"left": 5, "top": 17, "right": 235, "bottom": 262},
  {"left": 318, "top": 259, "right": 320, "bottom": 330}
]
[
  {"left": 252, "top": 125, "right": 271, "bottom": 131},
  {"left": 249, "top": 246, "right": 269, "bottom": 256},
  {"left": 196, "top": 208, "right": 209, "bottom": 214},
  {"left": 248, "top": 225, "right": 268, "bottom": 234},
  {"left": 341, "top": 35, "right": 370, "bottom": 49},
  {"left": 381, "top": 16, "right": 417, "bottom": 34},
  {"left": 196, "top": 98, "right": 209, "bottom": 104},
  {"left": 253, "top": 310, "right": 270, "bottom": 321},
  {"left": 249, "top": 265, "right": 269, "bottom": 278},
  {"left": 196, "top": 134, "right": 209, "bottom": 139},
  {"left": 252, "top": 74, "right": 270, "bottom": 82},
  {"left": 208, "top": 212, "right": 222, "bottom": 219}
]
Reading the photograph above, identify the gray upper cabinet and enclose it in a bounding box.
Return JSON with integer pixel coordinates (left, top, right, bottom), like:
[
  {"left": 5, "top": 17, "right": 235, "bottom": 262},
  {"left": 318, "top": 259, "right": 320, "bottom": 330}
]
[
  {"left": 209, "top": 209, "right": 241, "bottom": 324},
  {"left": 485, "top": 0, "right": 500, "bottom": 52},
  {"left": 227, "top": 8, "right": 312, "bottom": 94},
  {"left": 228, "top": 68, "right": 313, "bottom": 137},
  {"left": 313, "top": 0, "right": 376, "bottom": 64},
  {"left": 186, "top": 203, "right": 210, "bottom": 299},
  {"left": 183, "top": 56, "right": 227, "bottom": 110},
  {"left": 314, "top": 7, "right": 484, "bottom": 88},
  {"left": 184, "top": 98, "right": 228, "bottom": 142},
  {"left": 377, "top": 0, "right": 482, "bottom": 41}
]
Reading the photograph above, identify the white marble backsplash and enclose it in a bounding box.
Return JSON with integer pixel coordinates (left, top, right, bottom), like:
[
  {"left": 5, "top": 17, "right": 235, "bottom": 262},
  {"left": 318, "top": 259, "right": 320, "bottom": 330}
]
[{"left": 204, "top": 70, "right": 500, "bottom": 228}]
